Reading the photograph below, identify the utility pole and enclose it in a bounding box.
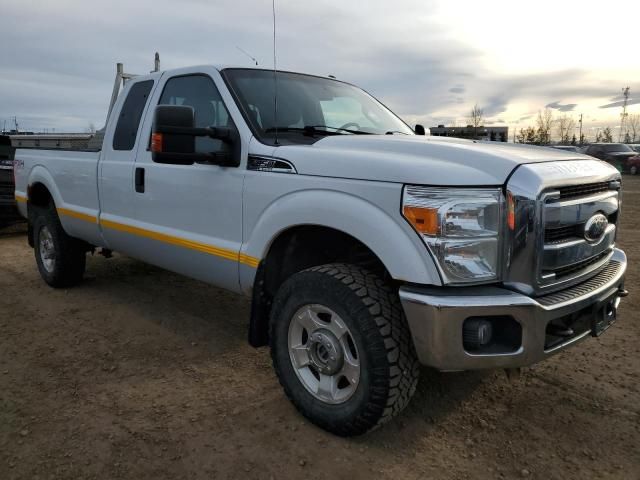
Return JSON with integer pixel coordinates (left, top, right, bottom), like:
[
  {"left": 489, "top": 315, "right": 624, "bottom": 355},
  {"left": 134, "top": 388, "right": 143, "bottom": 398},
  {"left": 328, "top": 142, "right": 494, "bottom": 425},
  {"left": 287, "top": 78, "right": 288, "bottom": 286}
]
[
  {"left": 578, "top": 113, "right": 583, "bottom": 145},
  {"left": 619, "top": 86, "right": 630, "bottom": 142}
]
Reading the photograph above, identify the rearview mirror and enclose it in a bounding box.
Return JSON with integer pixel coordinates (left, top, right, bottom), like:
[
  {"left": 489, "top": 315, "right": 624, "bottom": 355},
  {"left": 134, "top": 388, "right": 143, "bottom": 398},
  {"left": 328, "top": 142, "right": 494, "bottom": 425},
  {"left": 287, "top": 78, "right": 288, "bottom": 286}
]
[
  {"left": 414, "top": 124, "right": 426, "bottom": 136},
  {"left": 151, "top": 105, "right": 239, "bottom": 166}
]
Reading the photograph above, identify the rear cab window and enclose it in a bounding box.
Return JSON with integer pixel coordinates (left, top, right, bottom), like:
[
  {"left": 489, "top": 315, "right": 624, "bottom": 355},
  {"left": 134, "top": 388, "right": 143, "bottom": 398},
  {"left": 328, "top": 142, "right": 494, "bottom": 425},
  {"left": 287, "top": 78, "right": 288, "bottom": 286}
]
[{"left": 113, "top": 80, "right": 154, "bottom": 151}]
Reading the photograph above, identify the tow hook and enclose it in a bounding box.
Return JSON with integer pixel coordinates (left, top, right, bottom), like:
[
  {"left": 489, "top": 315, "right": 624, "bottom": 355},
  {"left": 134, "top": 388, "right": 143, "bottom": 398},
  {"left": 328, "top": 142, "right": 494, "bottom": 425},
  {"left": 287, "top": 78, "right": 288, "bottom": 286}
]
[{"left": 617, "top": 288, "right": 629, "bottom": 298}]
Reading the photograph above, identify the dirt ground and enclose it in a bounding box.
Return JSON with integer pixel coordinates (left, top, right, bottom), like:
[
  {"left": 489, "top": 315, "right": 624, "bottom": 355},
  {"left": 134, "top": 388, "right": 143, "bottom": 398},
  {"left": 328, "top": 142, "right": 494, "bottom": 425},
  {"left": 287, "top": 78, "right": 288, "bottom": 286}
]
[{"left": 1, "top": 178, "right": 639, "bottom": 480}]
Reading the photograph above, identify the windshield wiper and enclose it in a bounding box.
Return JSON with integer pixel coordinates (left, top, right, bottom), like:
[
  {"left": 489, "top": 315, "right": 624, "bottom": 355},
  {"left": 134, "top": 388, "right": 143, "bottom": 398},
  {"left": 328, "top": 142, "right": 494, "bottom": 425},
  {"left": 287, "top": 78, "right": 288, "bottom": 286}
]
[
  {"left": 263, "top": 125, "right": 371, "bottom": 136},
  {"left": 385, "top": 130, "right": 410, "bottom": 135},
  {"left": 263, "top": 126, "right": 340, "bottom": 136},
  {"left": 305, "top": 125, "right": 372, "bottom": 135}
]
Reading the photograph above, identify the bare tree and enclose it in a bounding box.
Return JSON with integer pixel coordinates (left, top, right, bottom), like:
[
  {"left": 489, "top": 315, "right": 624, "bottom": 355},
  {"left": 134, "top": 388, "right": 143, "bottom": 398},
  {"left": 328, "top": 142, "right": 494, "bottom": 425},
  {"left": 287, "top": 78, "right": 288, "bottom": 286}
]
[
  {"left": 516, "top": 126, "right": 537, "bottom": 144},
  {"left": 555, "top": 115, "right": 576, "bottom": 145},
  {"left": 535, "top": 108, "right": 554, "bottom": 144},
  {"left": 627, "top": 114, "right": 640, "bottom": 142},
  {"left": 601, "top": 126, "right": 613, "bottom": 143},
  {"left": 468, "top": 104, "right": 484, "bottom": 139}
]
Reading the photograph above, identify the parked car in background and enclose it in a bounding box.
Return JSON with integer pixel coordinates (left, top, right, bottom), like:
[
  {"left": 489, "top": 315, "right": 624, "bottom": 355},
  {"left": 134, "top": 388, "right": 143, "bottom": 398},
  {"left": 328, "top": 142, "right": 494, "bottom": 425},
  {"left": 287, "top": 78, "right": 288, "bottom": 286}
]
[
  {"left": 582, "top": 143, "right": 639, "bottom": 173},
  {"left": 625, "top": 155, "right": 640, "bottom": 175},
  {"left": 550, "top": 145, "right": 580, "bottom": 153},
  {"left": 0, "top": 135, "right": 20, "bottom": 228}
]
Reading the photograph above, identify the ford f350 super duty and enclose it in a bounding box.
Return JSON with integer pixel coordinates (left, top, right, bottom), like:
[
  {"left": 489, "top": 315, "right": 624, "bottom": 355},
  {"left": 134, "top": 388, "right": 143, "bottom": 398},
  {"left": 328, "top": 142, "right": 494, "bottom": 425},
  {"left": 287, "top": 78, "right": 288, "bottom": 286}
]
[{"left": 13, "top": 65, "right": 628, "bottom": 436}]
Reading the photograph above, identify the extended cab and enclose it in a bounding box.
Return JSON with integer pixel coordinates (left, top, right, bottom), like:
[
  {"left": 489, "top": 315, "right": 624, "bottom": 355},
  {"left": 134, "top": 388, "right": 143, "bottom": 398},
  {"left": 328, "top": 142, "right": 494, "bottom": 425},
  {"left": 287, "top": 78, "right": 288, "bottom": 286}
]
[{"left": 14, "top": 65, "right": 627, "bottom": 436}]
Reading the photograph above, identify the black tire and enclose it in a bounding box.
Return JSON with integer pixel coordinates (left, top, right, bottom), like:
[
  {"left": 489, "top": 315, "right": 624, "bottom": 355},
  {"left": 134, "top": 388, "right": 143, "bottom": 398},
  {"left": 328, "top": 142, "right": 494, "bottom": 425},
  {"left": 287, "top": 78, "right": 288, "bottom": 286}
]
[
  {"left": 270, "top": 263, "right": 420, "bottom": 436},
  {"left": 32, "top": 203, "right": 86, "bottom": 288}
]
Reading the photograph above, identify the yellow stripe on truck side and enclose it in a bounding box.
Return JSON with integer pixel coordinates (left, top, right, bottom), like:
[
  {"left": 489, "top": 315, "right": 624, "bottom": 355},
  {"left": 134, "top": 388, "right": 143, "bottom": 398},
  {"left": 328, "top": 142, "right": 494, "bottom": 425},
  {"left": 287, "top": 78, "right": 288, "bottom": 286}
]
[
  {"left": 100, "top": 218, "right": 240, "bottom": 262},
  {"left": 52, "top": 206, "right": 259, "bottom": 268},
  {"left": 57, "top": 207, "right": 98, "bottom": 224}
]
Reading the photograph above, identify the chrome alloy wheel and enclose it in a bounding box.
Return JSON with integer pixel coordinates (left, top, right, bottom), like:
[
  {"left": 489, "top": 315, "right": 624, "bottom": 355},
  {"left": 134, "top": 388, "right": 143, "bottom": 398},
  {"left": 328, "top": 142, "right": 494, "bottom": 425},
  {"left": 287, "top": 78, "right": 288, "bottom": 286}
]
[
  {"left": 39, "top": 226, "right": 56, "bottom": 273},
  {"left": 288, "top": 304, "right": 360, "bottom": 404}
]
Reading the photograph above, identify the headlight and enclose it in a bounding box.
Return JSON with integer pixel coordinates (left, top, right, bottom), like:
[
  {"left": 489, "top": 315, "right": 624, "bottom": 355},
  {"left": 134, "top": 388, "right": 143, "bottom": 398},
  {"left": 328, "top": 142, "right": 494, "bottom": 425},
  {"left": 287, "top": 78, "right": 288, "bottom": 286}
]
[{"left": 402, "top": 186, "right": 503, "bottom": 284}]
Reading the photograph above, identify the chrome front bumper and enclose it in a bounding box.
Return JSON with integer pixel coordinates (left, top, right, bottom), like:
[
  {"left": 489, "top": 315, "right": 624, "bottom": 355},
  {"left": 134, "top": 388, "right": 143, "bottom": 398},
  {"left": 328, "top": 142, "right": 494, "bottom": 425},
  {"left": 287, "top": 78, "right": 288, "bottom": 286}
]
[{"left": 399, "top": 249, "right": 627, "bottom": 371}]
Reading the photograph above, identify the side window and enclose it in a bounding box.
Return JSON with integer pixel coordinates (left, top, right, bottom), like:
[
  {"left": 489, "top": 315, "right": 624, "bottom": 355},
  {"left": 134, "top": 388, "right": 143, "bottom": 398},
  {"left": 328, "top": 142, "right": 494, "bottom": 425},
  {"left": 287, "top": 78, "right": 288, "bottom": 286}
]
[
  {"left": 158, "top": 75, "right": 233, "bottom": 154},
  {"left": 113, "top": 80, "right": 154, "bottom": 151}
]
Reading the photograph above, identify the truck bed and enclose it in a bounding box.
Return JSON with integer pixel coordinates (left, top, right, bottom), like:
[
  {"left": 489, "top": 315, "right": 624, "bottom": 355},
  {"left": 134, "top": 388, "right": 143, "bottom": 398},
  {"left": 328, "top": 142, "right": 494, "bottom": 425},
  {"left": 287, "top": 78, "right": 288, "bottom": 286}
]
[{"left": 13, "top": 148, "right": 102, "bottom": 244}]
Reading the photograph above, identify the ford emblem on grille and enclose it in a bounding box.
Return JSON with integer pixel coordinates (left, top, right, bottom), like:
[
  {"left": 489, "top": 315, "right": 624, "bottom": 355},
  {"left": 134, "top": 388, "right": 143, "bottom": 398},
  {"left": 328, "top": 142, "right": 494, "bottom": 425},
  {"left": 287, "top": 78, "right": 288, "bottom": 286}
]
[{"left": 584, "top": 213, "right": 608, "bottom": 243}]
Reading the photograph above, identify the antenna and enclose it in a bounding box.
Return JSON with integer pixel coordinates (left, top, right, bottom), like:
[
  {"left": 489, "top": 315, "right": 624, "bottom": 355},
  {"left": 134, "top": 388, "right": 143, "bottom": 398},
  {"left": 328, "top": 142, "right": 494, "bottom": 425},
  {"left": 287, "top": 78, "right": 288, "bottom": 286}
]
[
  {"left": 236, "top": 46, "right": 258, "bottom": 66},
  {"left": 272, "top": 0, "right": 279, "bottom": 145},
  {"left": 619, "top": 86, "right": 630, "bottom": 142}
]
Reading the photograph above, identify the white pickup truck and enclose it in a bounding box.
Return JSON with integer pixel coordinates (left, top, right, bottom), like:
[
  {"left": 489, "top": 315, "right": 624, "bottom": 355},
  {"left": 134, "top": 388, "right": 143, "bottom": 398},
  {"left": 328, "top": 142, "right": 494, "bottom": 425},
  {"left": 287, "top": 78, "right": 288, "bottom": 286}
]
[{"left": 14, "top": 65, "right": 627, "bottom": 436}]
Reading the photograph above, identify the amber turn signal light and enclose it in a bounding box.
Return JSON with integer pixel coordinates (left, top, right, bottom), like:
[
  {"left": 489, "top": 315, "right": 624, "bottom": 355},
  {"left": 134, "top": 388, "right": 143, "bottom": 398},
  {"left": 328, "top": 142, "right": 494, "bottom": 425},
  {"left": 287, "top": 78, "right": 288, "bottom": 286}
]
[
  {"left": 507, "top": 192, "right": 515, "bottom": 231},
  {"left": 403, "top": 206, "right": 439, "bottom": 235}
]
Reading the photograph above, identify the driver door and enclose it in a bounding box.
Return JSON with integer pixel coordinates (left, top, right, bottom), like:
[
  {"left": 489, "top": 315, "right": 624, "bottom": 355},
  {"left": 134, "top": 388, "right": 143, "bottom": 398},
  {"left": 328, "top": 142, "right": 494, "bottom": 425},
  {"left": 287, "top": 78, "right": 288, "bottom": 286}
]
[{"left": 127, "top": 72, "right": 244, "bottom": 292}]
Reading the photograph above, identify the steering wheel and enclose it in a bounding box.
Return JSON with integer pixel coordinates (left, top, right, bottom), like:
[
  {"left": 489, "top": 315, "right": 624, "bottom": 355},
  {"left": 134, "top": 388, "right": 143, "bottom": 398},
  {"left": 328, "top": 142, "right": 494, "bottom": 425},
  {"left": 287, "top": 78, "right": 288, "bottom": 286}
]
[{"left": 339, "top": 122, "right": 361, "bottom": 131}]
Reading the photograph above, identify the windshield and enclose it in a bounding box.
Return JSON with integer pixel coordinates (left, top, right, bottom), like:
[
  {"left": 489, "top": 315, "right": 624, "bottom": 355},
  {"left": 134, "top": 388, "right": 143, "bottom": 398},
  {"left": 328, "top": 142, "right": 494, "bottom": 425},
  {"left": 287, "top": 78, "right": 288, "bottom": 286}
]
[
  {"left": 223, "top": 69, "right": 414, "bottom": 145},
  {"left": 601, "top": 144, "right": 633, "bottom": 153}
]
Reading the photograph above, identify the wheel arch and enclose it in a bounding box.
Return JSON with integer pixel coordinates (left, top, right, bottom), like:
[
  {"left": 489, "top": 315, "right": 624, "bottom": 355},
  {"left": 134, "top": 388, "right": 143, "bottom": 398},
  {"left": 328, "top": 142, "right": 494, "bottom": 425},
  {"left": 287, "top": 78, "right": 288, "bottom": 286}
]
[
  {"left": 244, "top": 189, "right": 441, "bottom": 347},
  {"left": 25, "top": 173, "right": 60, "bottom": 248}
]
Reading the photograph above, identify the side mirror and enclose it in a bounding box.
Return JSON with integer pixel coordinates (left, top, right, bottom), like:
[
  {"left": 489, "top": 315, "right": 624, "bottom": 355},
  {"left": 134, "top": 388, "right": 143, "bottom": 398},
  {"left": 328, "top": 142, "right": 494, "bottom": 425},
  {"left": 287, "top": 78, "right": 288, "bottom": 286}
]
[
  {"left": 414, "top": 124, "right": 426, "bottom": 136},
  {"left": 151, "top": 105, "right": 239, "bottom": 166}
]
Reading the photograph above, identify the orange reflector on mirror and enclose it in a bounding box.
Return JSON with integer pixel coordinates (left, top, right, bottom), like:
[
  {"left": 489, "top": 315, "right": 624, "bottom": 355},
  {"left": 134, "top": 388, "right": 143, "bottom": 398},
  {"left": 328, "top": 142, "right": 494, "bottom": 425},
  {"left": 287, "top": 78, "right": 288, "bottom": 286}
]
[{"left": 151, "top": 133, "right": 163, "bottom": 152}]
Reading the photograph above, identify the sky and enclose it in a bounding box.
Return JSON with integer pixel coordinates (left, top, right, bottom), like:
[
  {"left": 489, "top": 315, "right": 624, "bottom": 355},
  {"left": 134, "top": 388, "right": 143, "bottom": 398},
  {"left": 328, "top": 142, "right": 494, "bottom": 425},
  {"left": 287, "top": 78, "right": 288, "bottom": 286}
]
[{"left": 1, "top": 0, "right": 638, "bottom": 141}]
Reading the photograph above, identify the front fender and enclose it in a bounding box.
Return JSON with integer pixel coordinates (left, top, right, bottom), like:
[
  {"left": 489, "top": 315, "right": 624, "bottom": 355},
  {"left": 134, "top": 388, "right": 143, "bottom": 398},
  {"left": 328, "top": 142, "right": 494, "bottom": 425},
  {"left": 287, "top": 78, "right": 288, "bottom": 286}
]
[{"left": 240, "top": 187, "right": 442, "bottom": 293}]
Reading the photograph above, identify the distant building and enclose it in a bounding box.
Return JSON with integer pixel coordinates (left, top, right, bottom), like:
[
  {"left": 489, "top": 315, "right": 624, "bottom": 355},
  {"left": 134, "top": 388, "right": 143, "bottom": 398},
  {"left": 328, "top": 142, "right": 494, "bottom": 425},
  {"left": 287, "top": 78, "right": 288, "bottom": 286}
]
[
  {"left": 9, "top": 133, "right": 94, "bottom": 150},
  {"left": 429, "top": 125, "right": 508, "bottom": 142}
]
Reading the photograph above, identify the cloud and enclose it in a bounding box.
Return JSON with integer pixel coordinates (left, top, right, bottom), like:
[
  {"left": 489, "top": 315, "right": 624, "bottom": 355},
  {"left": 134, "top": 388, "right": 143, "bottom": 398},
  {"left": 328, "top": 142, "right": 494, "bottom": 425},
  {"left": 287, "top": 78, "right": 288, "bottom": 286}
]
[
  {"left": 0, "top": 0, "right": 636, "bottom": 132},
  {"left": 546, "top": 101, "right": 577, "bottom": 112},
  {"left": 599, "top": 98, "right": 640, "bottom": 109}
]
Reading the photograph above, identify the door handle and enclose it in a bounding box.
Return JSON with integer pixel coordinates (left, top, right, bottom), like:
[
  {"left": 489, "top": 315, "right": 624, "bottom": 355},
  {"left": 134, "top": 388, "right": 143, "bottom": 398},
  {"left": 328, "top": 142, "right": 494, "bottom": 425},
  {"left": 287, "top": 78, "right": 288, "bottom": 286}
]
[{"left": 135, "top": 167, "right": 145, "bottom": 193}]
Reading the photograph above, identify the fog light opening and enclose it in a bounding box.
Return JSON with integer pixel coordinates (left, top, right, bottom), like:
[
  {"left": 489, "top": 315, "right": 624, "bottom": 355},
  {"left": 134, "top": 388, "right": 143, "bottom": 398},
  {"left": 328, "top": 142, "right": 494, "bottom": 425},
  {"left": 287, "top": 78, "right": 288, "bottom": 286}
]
[
  {"left": 463, "top": 318, "right": 493, "bottom": 349},
  {"left": 463, "top": 316, "right": 522, "bottom": 354}
]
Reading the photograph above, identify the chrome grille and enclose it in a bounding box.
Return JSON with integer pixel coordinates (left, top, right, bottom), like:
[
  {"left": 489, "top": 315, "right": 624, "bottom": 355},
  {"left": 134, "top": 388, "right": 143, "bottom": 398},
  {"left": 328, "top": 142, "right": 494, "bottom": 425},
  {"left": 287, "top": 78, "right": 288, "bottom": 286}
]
[
  {"left": 504, "top": 160, "right": 621, "bottom": 296},
  {"left": 537, "top": 260, "right": 622, "bottom": 306},
  {"left": 544, "top": 224, "right": 581, "bottom": 243},
  {"left": 543, "top": 251, "right": 610, "bottom": 279},
  {"left": 557, "top": 181, "right": 611, "bottom": 200}
]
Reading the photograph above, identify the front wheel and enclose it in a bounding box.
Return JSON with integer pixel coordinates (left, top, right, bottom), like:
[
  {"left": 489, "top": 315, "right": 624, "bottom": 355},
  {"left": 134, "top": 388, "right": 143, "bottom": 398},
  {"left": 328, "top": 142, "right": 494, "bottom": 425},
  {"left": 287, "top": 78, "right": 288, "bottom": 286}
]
[
  {"left": 32, "top": 204, "right": 86, "bottom": 288},
  {"left": 270, "top": 263, "right": 420, "bottom": 436}
]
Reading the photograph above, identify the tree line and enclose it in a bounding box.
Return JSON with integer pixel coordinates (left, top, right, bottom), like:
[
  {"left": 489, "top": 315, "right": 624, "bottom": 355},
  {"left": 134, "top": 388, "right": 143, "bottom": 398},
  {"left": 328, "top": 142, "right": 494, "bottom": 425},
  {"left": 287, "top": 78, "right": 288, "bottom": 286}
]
[
  {"left": 515, "top": 109, "right": 640, "bottom": 145},
  {"left": 467, "top": 104, "right": 640, "bottom": 145}
]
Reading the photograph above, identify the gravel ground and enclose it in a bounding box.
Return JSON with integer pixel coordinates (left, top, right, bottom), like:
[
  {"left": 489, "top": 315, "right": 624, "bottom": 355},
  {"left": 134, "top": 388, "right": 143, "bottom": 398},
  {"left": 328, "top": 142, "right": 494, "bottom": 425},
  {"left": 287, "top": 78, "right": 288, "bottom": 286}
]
[{"left": 1, "top": 177, "right": 639, "bottom": 480}]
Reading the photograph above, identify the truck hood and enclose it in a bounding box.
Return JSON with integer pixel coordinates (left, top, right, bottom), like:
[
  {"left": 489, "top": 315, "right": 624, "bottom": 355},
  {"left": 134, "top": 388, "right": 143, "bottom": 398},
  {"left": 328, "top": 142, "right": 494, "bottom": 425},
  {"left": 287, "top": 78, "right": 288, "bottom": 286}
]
[{"left": 275, "top": 135, "right": 592, "bottom": 185}]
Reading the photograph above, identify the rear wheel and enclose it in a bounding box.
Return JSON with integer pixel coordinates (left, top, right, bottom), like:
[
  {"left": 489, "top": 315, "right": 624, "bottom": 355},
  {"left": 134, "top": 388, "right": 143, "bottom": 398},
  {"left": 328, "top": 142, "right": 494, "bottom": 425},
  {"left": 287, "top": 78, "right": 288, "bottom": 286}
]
[
  {"left": 32, "top": 204, "right": 86, "bottom": 288},
  {"left": 270, "top": 263, "right": 420, "bottom": 436}
]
